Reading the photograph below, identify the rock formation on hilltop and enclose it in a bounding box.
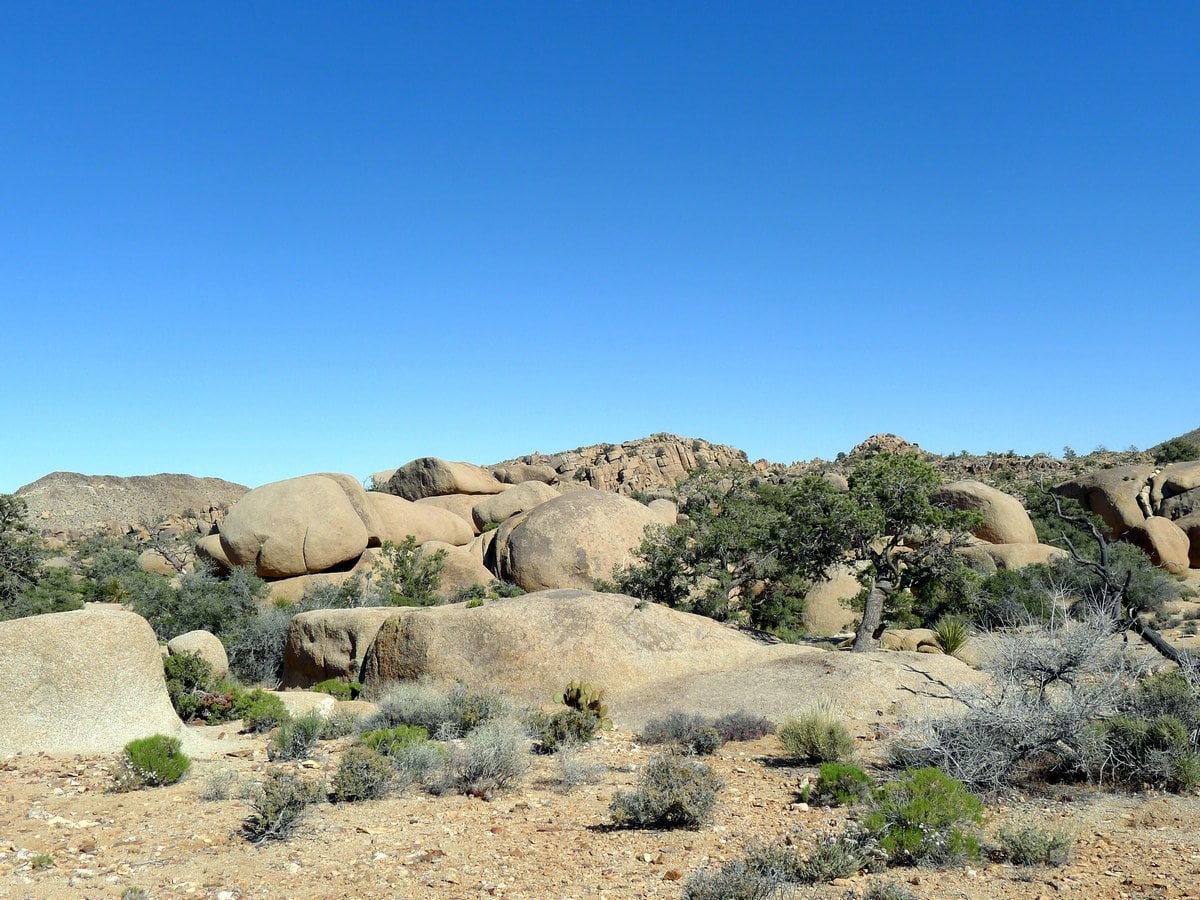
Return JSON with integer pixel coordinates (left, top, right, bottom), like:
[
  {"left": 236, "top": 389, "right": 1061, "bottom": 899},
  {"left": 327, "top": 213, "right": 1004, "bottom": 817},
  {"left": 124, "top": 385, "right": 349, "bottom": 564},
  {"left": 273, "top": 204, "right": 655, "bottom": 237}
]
[
  {"left": 493, "top": 433, "right": 749, "bottom": 496},
  {"left": 14, "top": 472, "right": 248, "bottom": 542}
]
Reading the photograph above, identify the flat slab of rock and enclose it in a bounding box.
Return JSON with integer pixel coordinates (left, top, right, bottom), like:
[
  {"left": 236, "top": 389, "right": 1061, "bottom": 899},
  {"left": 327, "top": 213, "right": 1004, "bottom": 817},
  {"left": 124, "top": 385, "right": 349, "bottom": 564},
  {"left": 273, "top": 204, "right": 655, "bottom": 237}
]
[{"left": 0, "top": 608, "right": 184, "bottom": 755}]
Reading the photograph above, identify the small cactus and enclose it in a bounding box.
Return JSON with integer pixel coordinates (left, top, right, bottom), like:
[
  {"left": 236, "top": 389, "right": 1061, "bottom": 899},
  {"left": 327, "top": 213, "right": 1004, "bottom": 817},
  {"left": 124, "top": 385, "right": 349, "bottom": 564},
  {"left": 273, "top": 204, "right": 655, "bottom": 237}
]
[{"left": 556, "top": 680, "right": 612, "bottom": 729}]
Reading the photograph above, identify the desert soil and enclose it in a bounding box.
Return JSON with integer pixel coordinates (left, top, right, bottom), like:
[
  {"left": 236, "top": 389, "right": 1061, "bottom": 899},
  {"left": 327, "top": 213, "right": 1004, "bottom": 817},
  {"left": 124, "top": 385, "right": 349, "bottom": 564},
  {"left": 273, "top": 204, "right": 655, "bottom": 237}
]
[{"left": 2, "top": 721, "right": 1199, "bottom": 900}]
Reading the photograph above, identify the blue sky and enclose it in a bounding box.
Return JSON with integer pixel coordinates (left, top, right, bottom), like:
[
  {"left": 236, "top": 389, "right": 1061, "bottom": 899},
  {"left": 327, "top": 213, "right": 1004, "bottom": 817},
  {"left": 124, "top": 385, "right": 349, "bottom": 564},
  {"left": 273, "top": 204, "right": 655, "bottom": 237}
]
[{"left": 2, "top": 2, "right": 1196, "bottom": 492}]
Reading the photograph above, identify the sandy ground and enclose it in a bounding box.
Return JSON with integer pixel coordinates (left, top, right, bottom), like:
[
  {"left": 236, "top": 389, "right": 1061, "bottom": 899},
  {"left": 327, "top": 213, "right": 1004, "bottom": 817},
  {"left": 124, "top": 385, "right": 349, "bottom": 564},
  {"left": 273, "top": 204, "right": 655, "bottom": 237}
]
[{"left": 2, "top": 721, "right": 1199, "bottom": 900}]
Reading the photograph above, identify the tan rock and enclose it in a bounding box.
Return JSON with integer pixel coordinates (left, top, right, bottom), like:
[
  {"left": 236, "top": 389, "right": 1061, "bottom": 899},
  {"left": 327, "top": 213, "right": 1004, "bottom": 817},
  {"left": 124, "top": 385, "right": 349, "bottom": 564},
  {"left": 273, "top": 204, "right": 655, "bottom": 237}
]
[
  {"left": 1150, "top": 461, "right": 1200, "bottom": 510},
  {"left": 414, "top": 494, "right": 480, "bottom": 534},
  {"left": 801, "top": 564, "right": 862, "bottom": 635},
  {"left": 418, "top": 541, "right": 496, "bottom": 598},
  {"left": 383, "top": 458, "right": 509, "bottom": 501},
  {"left": 1161, "top": 488, "right": 1200, "bottom": 521},
  {"left": 282, "top": 607, "right": 403, "bottom": 687},
  {"left": 0, "top": 608, "right": 184, "bottom": 754},
  {"left": 1054, "top": 465, "right": 1154, "bottom": 536},
  {"left": 647, "top": 498, "right": 678, "bottom": 526},
  {"left": 471, "top": 481, "right": 559, "bottom": 531},
  {"left": 219, "top": 474, "right": 374, "bottom": 578},
  {"left": 978, "top": 543, "right": 1067, "bottom": 570},
  {"left": 491, "top": 464, "right": 558, "bottom": 485},
  {"left": 1175, "top": 513, "right": 1200, "bottom": 568},
  {"left": 933, "top": 480, "right": 1038, "bottom": 545},
  {"left": 881, "top": 628, "right": 939, "bottom": 652},
  {"left": 166, "top": 630, "right": 229, "bottom": 679},
  {"left": 195, "top": 533, "right": 234, "bottom": 573},
  {"left": 1125, "top": 517, "right": 1192, "bottom": 575},
  {"left": 367, "top": 492, "right": 473, "bottom": 546},
  {"left": 267, "top": 690, "right": 338, "bottom": 719},
  {"left": 492, "top": 489, "right": 659, "bottom": 591},
  {"left": 138, "top": 548, "right": 179, "bottom": 577}
]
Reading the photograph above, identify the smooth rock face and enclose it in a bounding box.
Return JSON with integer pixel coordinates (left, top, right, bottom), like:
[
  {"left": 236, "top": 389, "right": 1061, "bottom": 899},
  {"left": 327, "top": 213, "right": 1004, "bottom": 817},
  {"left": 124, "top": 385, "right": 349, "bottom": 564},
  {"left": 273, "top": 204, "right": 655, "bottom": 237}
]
[
  {"left": 138, "top": 548, "right": 179, "bottom": 577},
  {"left": 471, "top": 481, "right": 559, "bottom": 531},
  {"left": 367, "top": 492, "right": 474, "bottom": 546},
  {"left": 1150, "top": 461, "right": 1200, "bottom": 510},
  {"left": 1176, "top": 513, "right": 1200, "bottom": 568},
  {"left": 414, "top": 494, "right": 480, "bottom": 533},
  {"left": 493, "top": 489, "right": 660, "bottom": 591},
  {"left": 933, "top": 480, "right": 1038, "bottom": 545},
  {"left": 976, "top": 542, "right": 1067, "bottom": 570},
  {"left": 647, "top": 498, "right": 678, "bottom": 526},
  {"left": 1055, "top": 465, "right": 1154, "bottom": 536},
  {"left": 802, "top": 564, "right": 862, "bottom": 634},
  {"left": 418, "top": 541, "right": 496, "bottom": 598},
  {"left": 282, "top": 607, "right": 403, "bottom": 687},
  {"left": 383, "top": 458, "right": 509, "bottom": 501},
  {"left": 1125, "top": 517, "right": 1192, "bottom": 575},
  {"left": 360, "top": 589, "right": 792, "bottom": 701},
  {"left": 0, "top": 608, "right": 184, "bottom": 754},
  {"left": 491, "top": 464, "right": 558, "bottom": 485},
  {"left": 166, "top": 630, "right": 229, "bottom": 679},
  {"left": 219, "top": 474, "right": 373, "bottom": 578},
  {"left": 194, "top": 533, "right": 234, "bottom": 572}
]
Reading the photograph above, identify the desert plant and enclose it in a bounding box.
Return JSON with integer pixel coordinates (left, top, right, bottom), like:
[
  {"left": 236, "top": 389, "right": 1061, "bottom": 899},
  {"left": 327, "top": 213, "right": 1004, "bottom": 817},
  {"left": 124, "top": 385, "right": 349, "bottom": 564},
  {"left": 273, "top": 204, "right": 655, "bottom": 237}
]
[
  {"left": 320, "top": 708, "right": 361, "bottom": 739},
  {"left": 113, "top": 734, "right": 191, "bottom": 791},
  {"left": 996, "top": 824, "right": 1075, "bottom": 866},
  {"left": 365, "top": 681, "right": 512, "bottom": 739},
  {"left": 557, "top": 680, "right": 612, "bottom": 728},
  {"left": 1088, "top": 714, "right": 1200, "bottom": 792},
  {"left": 373, "top": 536, "right": 446, "bottom": 606},
  {"left": 532, "top": 707, "right": 601, "bottom": 754},
  {"left": 682, "top": 860, "right": 788, "bottom": 900},
  {"left": 932, "top": 614, "right": 971, "bottom": 656},
  {"left": 860, "top": 768, "right": 984, "bottom": 867},
  {"left": 797, "top": 829, "right": 868, "bottom": 882},
  {"left": 1154, "top": 438, "right": 1200, "bottom": 466},
  {"left": 268, "top": 711, "right": 324, "bottom": 762},
  {"left": 198, "top": 768, "right": 239, "bottom": 801},
  {"left": 800, "top": 761, "right": 875, "bottom": 807},
  {"left": 608, "top": 753, "right": 723, "bottom": 829},
  {"left": 29, "top": 852, "right": 54, "bottom": 870},
  {"left": 330, "top": 745, "right": 395, "bottom": 802},
  {"left": 712, "top": 710, "right": 775, "bottom": 743},
  {"left": 390, "top": 740, "right": 450, "bottom": 788},
  {"left": 234, "top": 689, "right": 290, "bottom": 734},
  {"left": 856, "top": 880, "right": 918, "bottom": 900},
  {"left": 638, "top": 710, "right": 724, "bottom": 755},
  {"left": 362, "top": 724, "right": 431, "bottom": 756},
  {"left": 242, "top": 770, "right": 323, "bottom": 844},
  {"left": 778, "top": 702, "right": 854, "bottom": 763},
  {"left": 312, "top": 678, "right": 362, "bottom": 701},
  {"left": 437, "top": 718, "right": 529, "bottom": 799},
  {"left": 554, "top": 744, "right": 605, "bottom": 792}
]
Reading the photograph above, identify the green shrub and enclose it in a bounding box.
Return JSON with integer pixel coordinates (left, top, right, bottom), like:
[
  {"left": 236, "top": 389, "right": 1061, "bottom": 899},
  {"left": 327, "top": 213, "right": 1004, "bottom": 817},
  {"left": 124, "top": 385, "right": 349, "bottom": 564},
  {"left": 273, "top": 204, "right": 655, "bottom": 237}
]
[
  {"left": 638, "top": 710, "right": 724, "bottom": 755},
  {"left": 437, "top": 719, "right": 528, "bottom": 799},
  {"left": 996, "top": 824, "right": 1074, "bottom": 866},
  {"left": 391, "top": 740, "right": 450, "bottom": 788},
  {"left": 556, "top": 680, "right": 611, "bottom": 728},
  {"left": 242, "top": 770, "right": 322, "bottom": 844},
  {"left": 362, "top": 724, "right": 430, "bottom": 756},
  {"left": 312, "top": 678, "right": 362, "bottom": 701},
  {"left": 331, "top": 746, "right": 395, "bottom": 802},
  {"left": 778, "top": 706, "right": 854, "bottom": 762},
  {"left": 373, "top": 537, "right": 445, "bottom": 606},
  {"left": 163, "top": 651, "right": 216, "bottom": 721},
  {"left": 268, "top": 711, "right": 324, "bottom": 762},
  {"left": 233, "top": 689, "right": 290, "bottom": 734},
  {"left": 1089, "top": 714, "right": 1200, "bottom": 792},
  {"left": 682, "top": 861, "right": 786, "bottom": 900},
  {"left": 113, "top": 734, "right": 191, "bottom": 791},
  {"left": 532, "top": 707, "right": 601, "bottom": 754},
  {"left": 712, "top": 711, "right": 775, "bottom": 743},
  {"left": 800, "top": 761, "right": 875, "bottom": 807},
  {"left": 860, "top": 768, "right": 984, "bottom": 867},
  {"left": 1154, "top": 438, "right": 1200, "bottom": 466},
  {"left": 608, "top": 753, "right": 722, "bottom": 829},
  {"left": 932, "top": 614, "right": 970, "bottom": 656}
]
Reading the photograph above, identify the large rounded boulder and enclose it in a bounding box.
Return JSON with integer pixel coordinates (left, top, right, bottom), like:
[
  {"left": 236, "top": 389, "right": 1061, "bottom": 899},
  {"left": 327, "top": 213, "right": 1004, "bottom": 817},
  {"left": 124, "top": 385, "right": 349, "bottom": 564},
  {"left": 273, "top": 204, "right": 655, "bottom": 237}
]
[
  {"left": 282, "top": 607, "right": 403, "bottom": 687},
  {"left": 1175, "top": 512, "right": 1200, "bottom": 568},
  {"left": 471, "top": 481, "right": 559, "bottom": 531},
  {"left": 932, "top": 480, "right": 1038, "bottom": 545},
  {"left": 1125, "top": 517, "right": 1192, "bottom": 575},
  {"left": 219, "top": 474, "right": 379, "bottom": 578},
  {"left": 0, "top": 608, "right": 184, "bottom": 754},
  {"left": 366, "top": 492, "right": 473, "bottom": 546},
  {"left": 166, "top": 630, "right": 229, "bottom": 679},
  {"left": 492, "top": 489, "right": 660, "bottom": 591},
  {"left": 383, "top": 458, "right": 509, "bottom": 501},
  {"left": 1054, "top": 465, "right": 1154, "bottom": 537}
]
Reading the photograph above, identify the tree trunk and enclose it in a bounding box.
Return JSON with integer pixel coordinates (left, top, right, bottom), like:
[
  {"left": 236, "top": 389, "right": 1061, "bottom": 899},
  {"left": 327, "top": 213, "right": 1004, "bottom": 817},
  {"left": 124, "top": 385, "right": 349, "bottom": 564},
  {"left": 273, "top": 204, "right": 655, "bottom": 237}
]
[{"left": 852, "top": 578, "right": 892, "bottom": 652}]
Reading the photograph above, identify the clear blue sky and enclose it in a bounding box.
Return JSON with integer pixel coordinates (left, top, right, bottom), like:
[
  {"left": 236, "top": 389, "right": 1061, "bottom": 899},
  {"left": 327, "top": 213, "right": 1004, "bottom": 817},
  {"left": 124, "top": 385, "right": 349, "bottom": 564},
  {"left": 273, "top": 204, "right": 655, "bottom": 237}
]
[{"left": 2, "top": 2, "right": 1196, "bottom": 492}]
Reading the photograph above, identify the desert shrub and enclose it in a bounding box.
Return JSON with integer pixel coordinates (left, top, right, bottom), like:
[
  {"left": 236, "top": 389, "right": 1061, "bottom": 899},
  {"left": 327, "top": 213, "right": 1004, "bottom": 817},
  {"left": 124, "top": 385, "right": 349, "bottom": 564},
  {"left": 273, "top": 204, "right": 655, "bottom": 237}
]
[
  {"left": 365, "top": 681, "right": 512, "bottom": 739},
  {"left": 860, "top": 768, "right": 984, "bottom": 867},
  {"left": 556, "top": 680, "right": 612, "bottom": 728},
  {"left": 712, "top": 710, "right": 775, "bottom": 743},
  {"left": 435, "top": 718, "right": 528, "bottom": 798},
  {"left": 608, "top": 753, "right": 722, "bottom": 829},
  {"left": 330, "top": 746, "right": 395, "bottom": 802},
  {"left": 121, "top": 890, "right": 149, "bottom": 900},
  {"left": 893, "top": 616, "right": 1147, "bottom": 792},
  {"left": 1088, "top": 714, "right": 1200, "bottom": 792},
  {"left": 996, "top": 824, "right": 1074, "bottom": 866},
  {"left": 932, "top": 614, "right": 970, "bottom": 656},
  {"left": 373, "top": 536, "right": 446, "bottom": 606},
  {"left": 391, "top": 740, "right": 450, "bottom": 788},
  {"left": 113, "top": 734, "right": 191, "bottom": 791},
  {"left": 198, "top": 769, "right": 239, "bottom": 801},
  {"left": 797, "top": 829, "right": 869, "bottom": 882},
  {"left": 320, "top": 708, "right": 361, "bottom": 739},
  {"left": 362, "top": 724, "right": 430, "bottom": 755},
  {"left": 450, "top": 579, "right": 525, "bottom": 603},
  {"left": 1128, "top": 670, "right": 1200, "bottom": 747},
  {"left": 1154, "top": 438, "right": 1200, "bottom": 466},
  {"left": 134, "top": 564, "right": 267, "bottom": 643},
  {"left": 242, "top": 770, "right": 322, "bottom": 844},
  {"left": 532, "top": 707, "right": 601, "bottom": 754},
  {"left": 682, "top": 860, "right": 789, "bottom": 900},
  {"left": 778, "top": 704, "right": 854, "bottom": 763},
  {"left": 800, "top": 761, "right": 875, "bottom": 807},
  {"left": 225, "top": 605, "right": 293, "bottom": 686},
  {"left": 638, "top": 710, "right": 724, "bottom": 755},
  {"left": 233, "top": 689, "right": 290, "bottom": 734},
  {"left": 312, "top": 678, "right": 362, "bottom": 701},
  {"left": 857, "top": 880, "right": 918, "bottom": 900},
  {"left": 268, "top": 711, "right": 324, "bottom": 762},
  {"left": 554, "top": 744, "right": 605, "bottom": 792}
]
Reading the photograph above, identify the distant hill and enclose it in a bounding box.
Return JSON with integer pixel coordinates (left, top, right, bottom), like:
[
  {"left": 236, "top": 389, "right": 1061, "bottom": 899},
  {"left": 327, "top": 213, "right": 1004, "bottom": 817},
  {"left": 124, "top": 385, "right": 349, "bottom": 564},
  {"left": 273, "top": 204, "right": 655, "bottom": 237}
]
[{"left": 1153, "top": 426, "right": 1200, "bottom": 450}]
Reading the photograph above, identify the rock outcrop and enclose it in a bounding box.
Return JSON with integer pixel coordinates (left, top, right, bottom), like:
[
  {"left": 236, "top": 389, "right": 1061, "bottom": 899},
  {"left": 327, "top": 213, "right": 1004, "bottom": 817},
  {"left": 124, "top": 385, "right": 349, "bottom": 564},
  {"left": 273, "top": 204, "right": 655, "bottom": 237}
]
[
  {"left": 471, "top": 481, "right": 559, "bottom": 531},
  {"left": 166, "top": 630, "right": 229, "bottom": 679},
  {"left": 492, "top": 489, "right": 659, "bottom": 591},
  {"left": 14, "top": 472, "right": 247, "bottom": 542},
  {"left": 932, "top": 480, "right": 1038, "bottom": 545},
  {"left": 282, "top": 607, "right": 402, "bottom": 687},
  {"left": 382, "top": 458, "right": 509, "bottom": 501},
  {"left": 0, "top": 608, "right": 184, "bottom": 754},
  {"left": 367, "top": 492, "right": 474, "bottom": 547}
]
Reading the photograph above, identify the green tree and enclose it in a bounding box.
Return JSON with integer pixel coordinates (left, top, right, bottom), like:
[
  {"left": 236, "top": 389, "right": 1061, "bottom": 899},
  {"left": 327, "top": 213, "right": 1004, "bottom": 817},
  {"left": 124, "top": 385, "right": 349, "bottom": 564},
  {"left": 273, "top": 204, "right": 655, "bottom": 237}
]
[
  {"left": 0, "top": 494, "right": 44, "bottom": 608},
  {"left": 1154, "top": 438, "right": 1200, "bottom": 466}
]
